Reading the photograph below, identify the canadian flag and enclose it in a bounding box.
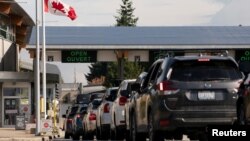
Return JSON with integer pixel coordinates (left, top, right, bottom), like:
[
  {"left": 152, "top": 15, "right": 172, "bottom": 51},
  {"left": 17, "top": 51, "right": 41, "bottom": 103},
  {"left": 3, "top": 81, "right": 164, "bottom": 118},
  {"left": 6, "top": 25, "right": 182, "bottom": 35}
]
[{"left": 44, "top": 0, "right": 77, "bottom": 20}]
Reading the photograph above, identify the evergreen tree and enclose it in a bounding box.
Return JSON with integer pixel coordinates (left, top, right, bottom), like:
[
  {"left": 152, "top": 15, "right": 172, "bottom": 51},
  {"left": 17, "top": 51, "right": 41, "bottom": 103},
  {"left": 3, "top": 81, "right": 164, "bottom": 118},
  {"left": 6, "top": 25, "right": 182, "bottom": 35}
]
[
  {"left": 115, "top": 0, "right": 138, "bottom": 26},
  {"left": 85, "top": 0, "right": 142, "bottom": 86},
  {"left": 85, "top": 62, "right": 107, "bottom": 84}
]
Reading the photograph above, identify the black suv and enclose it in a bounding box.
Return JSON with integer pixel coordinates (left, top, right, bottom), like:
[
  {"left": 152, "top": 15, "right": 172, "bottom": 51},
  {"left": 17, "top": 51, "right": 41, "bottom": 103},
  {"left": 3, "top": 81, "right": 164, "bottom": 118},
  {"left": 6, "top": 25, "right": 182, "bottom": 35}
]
[{"left": 130, "top": 55, "right": 244, "bottom": 141}]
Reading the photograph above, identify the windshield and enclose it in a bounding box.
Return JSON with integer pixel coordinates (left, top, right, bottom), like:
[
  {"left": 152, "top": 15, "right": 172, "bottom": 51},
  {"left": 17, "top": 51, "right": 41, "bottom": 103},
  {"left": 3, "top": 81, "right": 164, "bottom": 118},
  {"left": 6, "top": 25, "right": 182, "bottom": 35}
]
[
  {"left": 69, "top": 106, "right": 78, "bottom": 116},
  {"left": 76, "top": 94, "right": 90, "bottom": 104},
  {"left": 170, "top": 60, "right": 242, "bottom": 81},
  {"left": 90, "top": 93, "right": 104, "bottom": 101},
  {"left": 92, "top": 99, "right": 102, "bottom": 109},
  {"left": 105, "top": 89, "right": 118, "bottom": 101},
  {"left": 79, "top": 107, "right": 87, "bottom": 113}
]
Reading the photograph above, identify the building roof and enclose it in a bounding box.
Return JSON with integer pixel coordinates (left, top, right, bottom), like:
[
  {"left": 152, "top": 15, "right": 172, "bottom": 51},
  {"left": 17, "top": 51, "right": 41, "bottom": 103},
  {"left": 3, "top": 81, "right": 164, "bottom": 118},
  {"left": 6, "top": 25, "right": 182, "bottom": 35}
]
[
  {"left": 28, "top": 26, "right": 250, "bottom": 46},
  {"left": 0, "top": 0, "right": 35, "bottom": 47}
]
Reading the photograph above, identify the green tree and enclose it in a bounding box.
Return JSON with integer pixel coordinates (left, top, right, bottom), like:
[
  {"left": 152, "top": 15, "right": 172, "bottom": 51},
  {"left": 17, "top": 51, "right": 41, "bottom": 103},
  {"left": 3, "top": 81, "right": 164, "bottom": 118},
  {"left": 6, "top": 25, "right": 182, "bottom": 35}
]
[
  {"left": 85, "top": 0, "right": 142, "bottom": 87},
  {"left": 115, "top": 0, "right": 138, "bottom": 26},
  {"left": 85, "top": 62, "right": 107, "bottom": 84},
  {"left": 112, "top": 0, "right": 142, "bottom": 85}
]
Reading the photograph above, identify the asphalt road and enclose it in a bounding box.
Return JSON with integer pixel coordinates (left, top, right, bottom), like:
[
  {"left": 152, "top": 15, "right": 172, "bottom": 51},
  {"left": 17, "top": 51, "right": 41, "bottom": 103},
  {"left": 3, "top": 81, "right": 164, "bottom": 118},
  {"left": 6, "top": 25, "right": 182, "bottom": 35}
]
[{"left": 52, "top": 135, "right": 190, "bottom": 141}]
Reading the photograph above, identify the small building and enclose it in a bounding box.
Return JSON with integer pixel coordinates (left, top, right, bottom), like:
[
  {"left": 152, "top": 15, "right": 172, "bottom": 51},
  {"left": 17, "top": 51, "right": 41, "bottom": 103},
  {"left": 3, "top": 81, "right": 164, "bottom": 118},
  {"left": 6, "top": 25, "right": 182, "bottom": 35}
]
[{"left": 0, "top": 1, "right": 61, "bottom": 127}]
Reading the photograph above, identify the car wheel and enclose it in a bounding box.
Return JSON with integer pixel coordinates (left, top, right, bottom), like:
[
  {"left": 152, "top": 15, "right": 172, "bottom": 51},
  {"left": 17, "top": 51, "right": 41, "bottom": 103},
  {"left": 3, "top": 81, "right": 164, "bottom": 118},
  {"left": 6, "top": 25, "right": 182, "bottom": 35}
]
[
  {"left": 130, "top": 113, "right": 146, "bottom": 141},
  {"left": 100, "top": 125, "right": 109, "bottom": 140},
  {"left": 64, "top": 132, "right": 70, "bottom": 139},
  {"left": 72, "top": 134, "right": 80, "bottom": 140},
  {"left": 198, "top": 132, "right": 208, "bottom": 141},
  {"left": 238, "top": 103, "right": 247, "bottom": 125},
  {"left": 148, "top": 112, "right": 164, "bottom": 141},
  {"left": 173, "top": 132, "right": 183, "bottom": 140},
  {"left": 110, "top": 128, "right": 115, "bottom": 140},
  {"left": 96, "top": 126, "right": 101, "bottom": 140},
  {"left": 114, "top": 126, "right": 124, "bottom": 140},
  {"left": 125, "top": 129, "right": 130, "bottom": 141}
]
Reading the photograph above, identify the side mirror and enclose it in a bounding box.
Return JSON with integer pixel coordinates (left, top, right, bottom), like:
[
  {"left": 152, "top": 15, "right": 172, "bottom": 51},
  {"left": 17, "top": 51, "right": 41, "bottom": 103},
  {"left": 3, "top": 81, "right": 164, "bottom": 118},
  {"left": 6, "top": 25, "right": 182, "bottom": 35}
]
[{"left": 62, "top": 114, "right": 66, "bottom": 118}]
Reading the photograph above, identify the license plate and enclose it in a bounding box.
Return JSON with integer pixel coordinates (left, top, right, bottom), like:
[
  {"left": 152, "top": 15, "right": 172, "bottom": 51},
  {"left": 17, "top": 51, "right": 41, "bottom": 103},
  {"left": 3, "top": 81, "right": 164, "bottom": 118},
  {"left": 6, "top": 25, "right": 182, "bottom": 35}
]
[{"left": 198, "top": 91, "right": 215, "bottom": 100}]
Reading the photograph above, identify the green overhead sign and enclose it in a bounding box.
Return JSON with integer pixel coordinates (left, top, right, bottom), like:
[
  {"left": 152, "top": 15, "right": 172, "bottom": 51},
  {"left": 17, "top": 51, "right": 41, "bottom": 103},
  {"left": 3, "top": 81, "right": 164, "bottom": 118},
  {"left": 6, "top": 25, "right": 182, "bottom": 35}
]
[
  {"left": 61, "top": 50, "right": 97, "bottom": 63},
  {"left": 239, "top": 50, "right": 250, "bottom": 61},
  {"left": 235, "top": 50, "right": 250, "bottom": 62}
]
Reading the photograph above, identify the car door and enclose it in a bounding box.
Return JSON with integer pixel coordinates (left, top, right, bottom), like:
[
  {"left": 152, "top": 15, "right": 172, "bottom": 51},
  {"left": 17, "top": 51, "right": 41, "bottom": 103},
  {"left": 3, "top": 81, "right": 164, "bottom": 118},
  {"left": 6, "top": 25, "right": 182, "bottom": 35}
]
[{"left": 136, "top": 61, "right": 162, "bottom": 130}]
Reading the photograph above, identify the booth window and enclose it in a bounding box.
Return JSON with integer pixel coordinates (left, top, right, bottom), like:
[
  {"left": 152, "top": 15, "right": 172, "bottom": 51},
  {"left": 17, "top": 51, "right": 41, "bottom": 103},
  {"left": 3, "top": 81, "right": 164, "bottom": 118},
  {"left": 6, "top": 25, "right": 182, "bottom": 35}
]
[{"left": 0, "top": 14, "right": 15, "bottom": 41}]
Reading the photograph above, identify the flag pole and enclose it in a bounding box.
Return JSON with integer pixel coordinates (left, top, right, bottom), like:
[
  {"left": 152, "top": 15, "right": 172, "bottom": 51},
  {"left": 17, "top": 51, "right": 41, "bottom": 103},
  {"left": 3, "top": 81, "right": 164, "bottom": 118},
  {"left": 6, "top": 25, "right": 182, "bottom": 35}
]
[
  {"left": 42, "top": 0, "right": 47, "bottom": 119},
  {"left": 35, "top": 0, "right": 41, "bottom": 135}
]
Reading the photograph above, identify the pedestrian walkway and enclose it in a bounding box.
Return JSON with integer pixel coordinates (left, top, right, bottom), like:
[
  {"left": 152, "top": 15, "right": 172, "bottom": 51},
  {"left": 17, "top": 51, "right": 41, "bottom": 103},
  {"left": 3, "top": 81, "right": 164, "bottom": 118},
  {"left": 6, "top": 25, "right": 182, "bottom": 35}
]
[{"left": 0, "top": 128, "right": 50, "bottom": 141}]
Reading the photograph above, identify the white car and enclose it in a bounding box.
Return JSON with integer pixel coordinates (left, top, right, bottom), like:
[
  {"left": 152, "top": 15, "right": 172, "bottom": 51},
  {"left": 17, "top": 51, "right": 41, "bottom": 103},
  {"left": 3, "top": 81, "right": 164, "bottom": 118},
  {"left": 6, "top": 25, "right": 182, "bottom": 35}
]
[
  {"left": 83, "top": 98, "right": 103, "bottom": 140},
  {"left": 110, "top": 79, "right": 136, "bottom": 140},
  {"left": 96, "top": 87, "right": 118, "bottom": 140}
]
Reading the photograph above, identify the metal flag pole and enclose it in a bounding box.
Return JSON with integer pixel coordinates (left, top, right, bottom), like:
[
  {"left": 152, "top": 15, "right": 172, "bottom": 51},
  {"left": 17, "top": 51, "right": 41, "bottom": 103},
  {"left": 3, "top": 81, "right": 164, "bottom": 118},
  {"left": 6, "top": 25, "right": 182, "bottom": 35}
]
[
  {"left": 42, "top": 0, "right": 47, "bottom": 119},
  {"left": 35, "top": 0, "right": 41, "bottom": 135}
]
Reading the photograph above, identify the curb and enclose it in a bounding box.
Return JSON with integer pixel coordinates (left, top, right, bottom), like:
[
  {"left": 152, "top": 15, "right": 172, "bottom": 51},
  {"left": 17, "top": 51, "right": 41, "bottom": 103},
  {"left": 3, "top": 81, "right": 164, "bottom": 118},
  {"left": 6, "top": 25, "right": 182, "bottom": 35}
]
[
  {"left": 0, "top": 138, "right": 42, "bottom": 141},
  {"left": 0, "top": 138, "right": 12, "bottom": 141},
  {"left": 12, "top": 138, "right": 42, "bottom": 141}
]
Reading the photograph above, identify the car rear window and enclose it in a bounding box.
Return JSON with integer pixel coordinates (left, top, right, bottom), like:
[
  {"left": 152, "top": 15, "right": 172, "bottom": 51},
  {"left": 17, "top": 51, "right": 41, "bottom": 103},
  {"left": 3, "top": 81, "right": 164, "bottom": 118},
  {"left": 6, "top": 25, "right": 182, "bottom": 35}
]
[
  {"left": 170, "top": 60, "right": 242, "bottom": 81},
  {"left": 80, "top": 107, "right": 87, "bottom": 113},
  {"left": 105, "top": 89, "right": 118, "bottom": 101},
  {"left": 76, "top": 94, "right": 90, "bottom": 104},
  {"left": 92, "top": 99, "right": 102, "bottom": 109},
  {"left": 69, "top": 106, "right": 78, "bottom": 115},
  {"left": 90, "top": 93, "right": 104, "bottom": 101}
]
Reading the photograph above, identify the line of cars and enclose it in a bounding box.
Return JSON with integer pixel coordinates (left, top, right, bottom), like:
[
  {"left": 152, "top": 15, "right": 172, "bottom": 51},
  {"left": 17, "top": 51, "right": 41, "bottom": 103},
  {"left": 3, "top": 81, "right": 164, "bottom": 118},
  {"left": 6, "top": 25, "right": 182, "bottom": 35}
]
[
  {"left": 62, "top": 54, "right": 250, "bottom": 141},
  {"left": 62, "top": 92, "right": 104, "bottom": 140}
]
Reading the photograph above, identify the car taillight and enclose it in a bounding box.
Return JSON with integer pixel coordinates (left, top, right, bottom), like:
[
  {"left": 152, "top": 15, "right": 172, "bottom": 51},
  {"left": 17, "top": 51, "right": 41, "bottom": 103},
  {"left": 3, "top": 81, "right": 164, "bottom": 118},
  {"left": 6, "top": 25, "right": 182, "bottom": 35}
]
[
  {"left": 244, "top": 88, "right": 249, "bottom": 96},
  {"left": 157, "top": 81, "right": 179, "bottom": 95},
  {"left": 67, "top": 119, "right": 73, "bottom": 123},
  {"left": 119, "top": 96, "right": 127, "bottom": 106},
  {"left": 89, "top": 113, "right": 96, "bottom": 121},
  {"left": 160, "top": 119, "right": 169, "bottom": 127},
  {"left": 77, "top": 114, "right": 81, "bottom": 118},
  {"left": 104, "top": 103, "right": 110, "bottom": 113}
]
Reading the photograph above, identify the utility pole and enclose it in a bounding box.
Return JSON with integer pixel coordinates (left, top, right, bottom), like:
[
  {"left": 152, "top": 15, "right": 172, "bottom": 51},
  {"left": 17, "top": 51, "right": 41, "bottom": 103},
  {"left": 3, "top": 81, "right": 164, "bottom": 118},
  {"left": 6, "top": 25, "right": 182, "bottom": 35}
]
[
  {"left": 35, "top": 0, "right": 41, "bottom": 135},
  {"left": 42, "top": 0, "right": 47, "bottom": 119}
]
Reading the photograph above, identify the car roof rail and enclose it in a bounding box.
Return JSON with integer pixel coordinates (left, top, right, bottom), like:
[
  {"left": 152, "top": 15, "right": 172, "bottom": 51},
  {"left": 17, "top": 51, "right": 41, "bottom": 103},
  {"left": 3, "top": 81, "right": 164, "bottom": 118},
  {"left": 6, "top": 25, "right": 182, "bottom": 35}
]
[
  {"left": 162, "top": 51, "right": 174, "bottom": 58},
  {"left": 198, "top": 50, "right": 229, "bottom": 57}
]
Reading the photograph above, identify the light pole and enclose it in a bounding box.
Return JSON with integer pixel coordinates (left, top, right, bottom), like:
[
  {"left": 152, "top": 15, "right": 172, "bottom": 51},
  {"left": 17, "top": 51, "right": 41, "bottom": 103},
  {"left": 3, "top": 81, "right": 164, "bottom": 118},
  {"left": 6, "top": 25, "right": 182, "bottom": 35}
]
[
  {"left": 35, "top": 0, "right": 41, "bottom": 135},
  {"left": 42, "top": 0, "right": 47, "bottom": 120}
]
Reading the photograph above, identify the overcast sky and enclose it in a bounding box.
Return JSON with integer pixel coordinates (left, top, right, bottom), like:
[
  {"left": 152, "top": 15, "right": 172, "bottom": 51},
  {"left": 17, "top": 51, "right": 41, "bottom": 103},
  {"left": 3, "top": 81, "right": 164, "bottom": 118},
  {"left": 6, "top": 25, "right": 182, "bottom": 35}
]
[{"left": 18, "top": 0, "right": 250, "bottom": 85}]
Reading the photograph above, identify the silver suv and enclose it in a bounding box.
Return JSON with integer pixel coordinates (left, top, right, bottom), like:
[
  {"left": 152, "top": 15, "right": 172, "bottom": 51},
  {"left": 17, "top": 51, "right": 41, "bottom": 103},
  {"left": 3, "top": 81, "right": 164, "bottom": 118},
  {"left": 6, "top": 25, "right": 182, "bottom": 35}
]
[{"left": 130, "top": 55, "right": 244, "bottom": 141}]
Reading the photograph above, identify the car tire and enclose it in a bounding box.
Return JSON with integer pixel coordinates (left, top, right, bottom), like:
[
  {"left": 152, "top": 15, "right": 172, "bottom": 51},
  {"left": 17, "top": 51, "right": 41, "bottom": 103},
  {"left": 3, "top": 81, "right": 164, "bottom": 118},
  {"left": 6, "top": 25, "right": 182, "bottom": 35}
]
[
  {"left": 110, "top": 128, "right": 115, "bottom": 140},
  {"left": 64, "top": 132, "right": 70, "bottom": 139},
  {"left": 238, "top": 102, "right": 247, "bottom": 125},
  {"left": 96, "top": 126, "right": 101, "bottom": 140},
  {"left": 114, "top": 126, "right": 123, "bottom": 140},
  {"left": 198, "top": 132, "right": 208, "bottom": 141},
  {"left": 125, "top": 129, "right": 130, "bottom": 141},
  {"left": 148, "top": 112, "right": 164, "bottom": 141},
  {"left": 72, "top": 134, "right": 80, "bottom": 140},
  {"left": 130, "top": 113, "right": 146, "bottom": 141},
  {"left": 100, "top": 125, "right": 109, "bottom": 140}
]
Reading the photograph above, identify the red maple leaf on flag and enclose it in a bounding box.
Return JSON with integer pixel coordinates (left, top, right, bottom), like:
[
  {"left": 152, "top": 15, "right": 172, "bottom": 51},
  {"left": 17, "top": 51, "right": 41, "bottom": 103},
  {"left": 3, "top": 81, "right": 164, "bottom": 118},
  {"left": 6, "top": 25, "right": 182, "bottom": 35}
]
[
  {"left": 52, "top": 1, "right": 66, "bottom": 13},
  {"left": 67, "top": 7, "right": 77, "bottom": 20}
]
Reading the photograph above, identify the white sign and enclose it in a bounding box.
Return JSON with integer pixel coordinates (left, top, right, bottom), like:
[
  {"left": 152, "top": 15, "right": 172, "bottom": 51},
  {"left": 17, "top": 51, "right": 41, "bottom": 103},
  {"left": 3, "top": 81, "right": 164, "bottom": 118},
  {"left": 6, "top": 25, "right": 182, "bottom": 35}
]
[
  {"left": 41, "top": 119, "right": 53, "bottom": 133},
  {"left": 6, "top": 109, "right": 18, "bottom": 114}
]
